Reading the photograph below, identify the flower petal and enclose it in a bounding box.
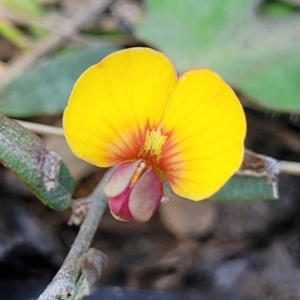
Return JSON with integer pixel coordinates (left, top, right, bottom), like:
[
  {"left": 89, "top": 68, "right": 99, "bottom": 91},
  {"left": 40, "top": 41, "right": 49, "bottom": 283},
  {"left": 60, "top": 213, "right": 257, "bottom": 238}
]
[
  {"left": 160, "top": 69, "right": 246, "bottom": 200},
  {"left": 108, "top": 189, "right": 133, "bottom": 221},
  {"left": 129, "top": 167, "right": 163, "bottom": 222},
  {"left": 104, "top": 159, "right": 143, "bottom": 198},
  {"left": 107, "top": 162, "right": 163, "bottom": 222},
  {"left": 63, "top": 48, "right": 177, "bottom": 167}
]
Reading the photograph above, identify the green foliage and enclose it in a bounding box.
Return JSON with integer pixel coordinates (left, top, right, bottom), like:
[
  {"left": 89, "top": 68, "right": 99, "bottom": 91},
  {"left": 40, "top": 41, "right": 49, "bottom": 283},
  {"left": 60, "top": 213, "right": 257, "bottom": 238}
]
[
  {"left": 0, "top": 46, "right": 119, "bottom": 117},
  {"left": 261, "top": 0, "right": 297, "bottom": 17},
  {"left": 0, "top": 18, "right": 29, "bottom": 48},
  {"left": 0, "top": 0, "right": 46, "bottom": 44},
  {"left": 165, "top": 173, "right": 278, "bottom": 202},
  {"left": 0, "top": 113, "right": 74, "bottom": 210},
  {"left": 209, "top": 175, "right": 277, "bottom": 201},
  {"left": 1, "top": 0, "right": 43, "bottom": 17},
  {"left": 136, "top": 0, "right": 300, "bottom": 113}
]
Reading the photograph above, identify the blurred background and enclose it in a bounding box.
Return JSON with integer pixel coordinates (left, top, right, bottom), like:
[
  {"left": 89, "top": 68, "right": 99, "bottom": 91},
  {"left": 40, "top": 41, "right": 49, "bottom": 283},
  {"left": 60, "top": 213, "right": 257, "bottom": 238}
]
[{"left": 0, "top": 0, "right": 300, "bottom": 299}]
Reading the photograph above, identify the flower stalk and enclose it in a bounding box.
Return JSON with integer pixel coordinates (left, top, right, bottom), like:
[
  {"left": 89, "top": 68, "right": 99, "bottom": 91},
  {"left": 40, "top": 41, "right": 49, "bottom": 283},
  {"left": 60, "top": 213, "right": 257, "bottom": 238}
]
[{"left": 37, "top": 168, "right": 114, "bottom": 300}]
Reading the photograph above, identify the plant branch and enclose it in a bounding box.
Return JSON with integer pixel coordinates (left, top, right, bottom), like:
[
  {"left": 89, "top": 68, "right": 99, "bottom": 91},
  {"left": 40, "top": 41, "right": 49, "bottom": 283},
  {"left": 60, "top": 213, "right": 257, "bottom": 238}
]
[
  {"left": 37, "top": 167, "right": 114, "bottom": 300},
  {"left": 280, "top": 161, "right": 300, "bottom": 176},
  {"left": 16, "top": 120, "right": 64, "bottom": 137}
]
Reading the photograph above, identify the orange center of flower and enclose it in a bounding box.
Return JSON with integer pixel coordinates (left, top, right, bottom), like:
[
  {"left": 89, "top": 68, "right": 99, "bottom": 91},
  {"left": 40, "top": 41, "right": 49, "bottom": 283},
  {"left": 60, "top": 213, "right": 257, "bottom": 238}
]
[{"left": 138, "top": 127, "right": 167, "bottom": 168}]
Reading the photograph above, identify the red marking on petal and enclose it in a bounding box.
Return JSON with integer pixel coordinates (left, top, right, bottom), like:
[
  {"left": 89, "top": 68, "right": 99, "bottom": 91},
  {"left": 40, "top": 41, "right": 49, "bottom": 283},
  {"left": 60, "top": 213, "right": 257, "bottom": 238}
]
[{"left": 108, "top": 129, "right": 146, "bottom": 165}]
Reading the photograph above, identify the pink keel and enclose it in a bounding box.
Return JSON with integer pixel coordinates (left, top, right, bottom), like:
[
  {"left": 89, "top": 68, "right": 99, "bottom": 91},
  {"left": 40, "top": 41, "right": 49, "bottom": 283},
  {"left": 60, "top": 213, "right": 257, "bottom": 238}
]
[{"left": 105, "top": 160, "right": 163, "bottom": 222}]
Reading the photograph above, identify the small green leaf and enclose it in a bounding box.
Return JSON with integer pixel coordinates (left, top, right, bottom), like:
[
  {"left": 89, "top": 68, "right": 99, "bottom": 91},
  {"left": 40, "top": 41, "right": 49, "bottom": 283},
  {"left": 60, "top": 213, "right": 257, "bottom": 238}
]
[
  {"left": 0, "top": 113, "right": 74, "bottom": 210},
  {"left": 0, "top": 46, "right": 119, "bottom": 117},
  {"left": 209, "top": 175, "right": 276, "bottom": 201}
]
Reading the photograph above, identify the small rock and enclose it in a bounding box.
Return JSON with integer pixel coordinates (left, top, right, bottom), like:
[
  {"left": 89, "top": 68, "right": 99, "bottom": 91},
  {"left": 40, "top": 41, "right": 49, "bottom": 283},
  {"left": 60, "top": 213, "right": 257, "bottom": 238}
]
[{"left": 159, "top": 194, "right": 217, "bottom": 239}]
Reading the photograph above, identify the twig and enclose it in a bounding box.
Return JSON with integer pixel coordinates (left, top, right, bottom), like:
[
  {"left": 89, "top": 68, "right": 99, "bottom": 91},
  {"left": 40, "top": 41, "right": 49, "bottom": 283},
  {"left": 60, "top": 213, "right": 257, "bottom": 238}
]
[
  {"left": 71, "top": 248, "right": 107, "bottom": 300},
  {"left": 37, "top": 168, "right": 114, "bottom": 300},
  {"left": 13, "top": 121, "right": 300, "bottom": 178},
  {"left": 0, "top": 0, "right": 114, "bottom": 88},
  {"left": 15, "top": 120, "right": 64, "bottom": 137},
  {"left": 12, "top": 119, "right": 300, "bottom": 177},
  {"left": 280, "top": 161, "right": 300, "bottom": 176}
]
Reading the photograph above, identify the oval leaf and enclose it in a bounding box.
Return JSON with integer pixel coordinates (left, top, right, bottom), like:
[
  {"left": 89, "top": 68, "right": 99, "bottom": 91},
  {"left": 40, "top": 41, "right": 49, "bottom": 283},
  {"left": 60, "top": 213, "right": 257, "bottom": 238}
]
[
  {"left": 209, "top": 175, "right": 277, "bottom": 202},
  {"left": 0, "top": 114, "right": 74, "bottom": 210},
  {"left": 0, "top": 46, "right": 119, "bottom": 117}
]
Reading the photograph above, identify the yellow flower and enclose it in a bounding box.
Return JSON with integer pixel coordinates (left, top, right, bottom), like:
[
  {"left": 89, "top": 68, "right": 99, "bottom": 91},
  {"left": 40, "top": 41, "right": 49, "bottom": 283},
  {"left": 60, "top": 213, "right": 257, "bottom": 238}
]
[{"left": 63, "top": 47, "right": 246, "bottom": 222}]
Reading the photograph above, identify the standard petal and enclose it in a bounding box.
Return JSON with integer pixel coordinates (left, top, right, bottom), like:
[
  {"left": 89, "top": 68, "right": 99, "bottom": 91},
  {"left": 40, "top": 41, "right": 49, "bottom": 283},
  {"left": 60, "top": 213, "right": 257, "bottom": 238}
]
[
  {"left": 160, "top": 69, "right": 246, "bottom": 200},
  {"left": 63, "top": 47, "right": 177, "bottom": 167}
]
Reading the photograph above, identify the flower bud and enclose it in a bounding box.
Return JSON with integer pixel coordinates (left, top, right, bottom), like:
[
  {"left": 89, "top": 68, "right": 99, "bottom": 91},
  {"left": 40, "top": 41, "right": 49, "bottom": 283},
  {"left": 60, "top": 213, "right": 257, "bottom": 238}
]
[{"left": 104, "top": 160, "right": 163, "bottom": 222}]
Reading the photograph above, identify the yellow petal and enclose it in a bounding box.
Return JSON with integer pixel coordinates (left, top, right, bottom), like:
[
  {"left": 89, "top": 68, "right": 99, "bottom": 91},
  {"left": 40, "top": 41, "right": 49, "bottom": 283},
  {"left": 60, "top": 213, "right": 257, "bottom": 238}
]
[
  {"left": 63, "top": 47, "right": 177, "bottom": 167},
  {"left": 160, "top": 69, "right": 246, "bottom": 200}
]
